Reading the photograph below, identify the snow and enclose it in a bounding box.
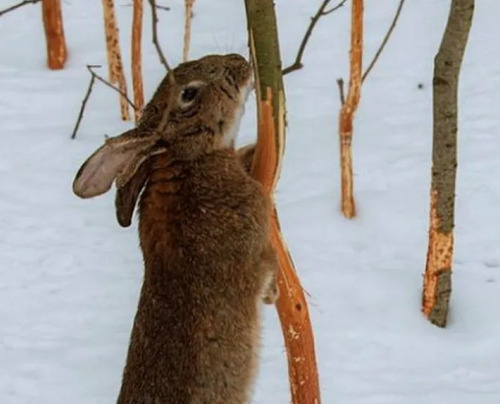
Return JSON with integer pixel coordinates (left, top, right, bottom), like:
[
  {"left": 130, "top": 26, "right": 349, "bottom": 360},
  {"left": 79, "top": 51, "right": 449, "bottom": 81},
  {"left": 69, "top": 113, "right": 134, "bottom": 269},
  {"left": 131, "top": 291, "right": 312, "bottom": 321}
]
[{"left": 1, "top": 0, "right": 500, "bottom": 403}]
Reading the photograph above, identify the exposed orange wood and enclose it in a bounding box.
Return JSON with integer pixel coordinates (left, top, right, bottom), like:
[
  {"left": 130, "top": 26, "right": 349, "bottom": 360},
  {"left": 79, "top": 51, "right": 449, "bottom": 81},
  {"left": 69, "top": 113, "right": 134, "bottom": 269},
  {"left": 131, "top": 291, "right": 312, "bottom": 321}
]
[
  {"left": 41, "top": 0, "right": 67, "bottom": 70},
  {"left": 251, "top": 90, "right": 321, "bottom": 404},
  {"left": 422, "top": 191, "right": 453, "bottom": 325}
]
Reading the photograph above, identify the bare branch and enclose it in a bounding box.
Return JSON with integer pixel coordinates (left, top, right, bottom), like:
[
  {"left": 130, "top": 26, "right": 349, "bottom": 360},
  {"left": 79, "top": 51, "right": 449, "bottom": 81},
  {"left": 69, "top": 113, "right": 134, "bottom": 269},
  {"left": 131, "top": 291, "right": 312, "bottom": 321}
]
[
  {"left": 323, "top": 0, "right": 348, "bottom": 15},
  {"left": 148, "top": 0, "right": 171, "bottom": 71},
  {"left": 282, "top": 0, "right": 347, "bottom": 75},
  {"left": 362, "top": 0, "right": 406, "bottom": 82},
  {"left": 0, "top": 0, "right": 41, "bottom": 17},
  {"left": 336, "top": 77, "right": 345, "bottom": 105},
  {"left": 87, "top": 65, "right": 137, "bottom": 110},
  {"left": 71, "top": 65, "right": 138, "bottom": 139},
  {"left": 71, "top": 74, "right": 96, "bottom": 139}
]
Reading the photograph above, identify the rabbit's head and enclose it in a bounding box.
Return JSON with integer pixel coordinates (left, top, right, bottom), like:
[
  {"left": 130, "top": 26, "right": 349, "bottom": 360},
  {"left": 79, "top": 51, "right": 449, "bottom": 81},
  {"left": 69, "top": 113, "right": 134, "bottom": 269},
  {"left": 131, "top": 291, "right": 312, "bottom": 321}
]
[
  {"left": 73, "top": 54, "right": 253, "bottom": 226},
  {"left": 138, "top": 53, "right": 253, "bottom": 150}
]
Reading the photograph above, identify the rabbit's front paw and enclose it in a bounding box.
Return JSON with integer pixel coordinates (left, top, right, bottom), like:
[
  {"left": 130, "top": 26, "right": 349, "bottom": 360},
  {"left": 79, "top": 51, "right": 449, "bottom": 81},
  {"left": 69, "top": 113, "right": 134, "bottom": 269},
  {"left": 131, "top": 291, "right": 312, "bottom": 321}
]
[{"left": 262, "top": 270, "right": 279, "bottom": 304}]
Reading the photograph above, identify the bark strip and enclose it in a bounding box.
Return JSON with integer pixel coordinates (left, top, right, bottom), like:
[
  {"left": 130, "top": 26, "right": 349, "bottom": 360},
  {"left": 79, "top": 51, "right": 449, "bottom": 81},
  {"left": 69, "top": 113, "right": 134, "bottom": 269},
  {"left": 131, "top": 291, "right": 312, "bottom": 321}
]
[
  {"left": 422, "top": 0, "right": 474, "bottom": 327},
  {"left": 244, "top": 1, "right": 321, "bottom": 403},
  {"left": 41, "top": 0, "right": 67, "bottom": 70}
]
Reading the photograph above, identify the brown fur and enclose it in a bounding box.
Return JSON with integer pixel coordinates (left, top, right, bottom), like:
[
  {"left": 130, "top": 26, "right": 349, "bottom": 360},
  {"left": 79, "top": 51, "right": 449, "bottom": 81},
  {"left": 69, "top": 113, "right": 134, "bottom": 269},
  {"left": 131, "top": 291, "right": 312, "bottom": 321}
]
[{"left": 72, "top": 54, "right": 278, "bottom": 403}]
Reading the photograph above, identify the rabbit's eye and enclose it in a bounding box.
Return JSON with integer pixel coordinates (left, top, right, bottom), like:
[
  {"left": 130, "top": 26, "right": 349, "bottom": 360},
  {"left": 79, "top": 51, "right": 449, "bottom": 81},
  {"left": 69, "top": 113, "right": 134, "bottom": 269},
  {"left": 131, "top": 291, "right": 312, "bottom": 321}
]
[{"left": 181, "top": 87, "right": 199, "bottom": 103}]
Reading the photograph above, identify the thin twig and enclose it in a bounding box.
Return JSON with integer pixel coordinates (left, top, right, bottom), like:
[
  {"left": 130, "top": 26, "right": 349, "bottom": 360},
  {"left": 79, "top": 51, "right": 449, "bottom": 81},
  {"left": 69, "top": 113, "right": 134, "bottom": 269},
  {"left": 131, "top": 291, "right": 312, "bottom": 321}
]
[
  {"left": 0, "top": 0, "right": 41, "bottom": 17},
  {"left": 71, "top": 75, "right": 96, "bottom": 139},
  {"left": 155, "top": 4, "right": 170, "bottom": 11},
  {"left": 87, "top": 65, "right": 137, "bottom": 110},
  {"left": 148, "top": 0, "right": 171, "bottom": 70},
  {"left": 362, "top": 0, "right": 406, "bottom": 82},
  {"left": 121, "top": 2, "right": 170, "bottom": 10},
  {"left": 282, "top": 0, "right": 347, "bottom": 75},
  {"left": 336, "top": 78, "right": 345, "bottom": 105},
  {"left": 323, "top": 0, "right": 348, "bottom": 15}
]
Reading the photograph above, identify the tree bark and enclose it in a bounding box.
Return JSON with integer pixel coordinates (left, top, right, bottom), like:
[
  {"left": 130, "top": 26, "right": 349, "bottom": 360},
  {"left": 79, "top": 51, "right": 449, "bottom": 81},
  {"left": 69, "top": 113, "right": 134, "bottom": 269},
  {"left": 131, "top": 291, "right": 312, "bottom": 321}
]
[
  {"left": 183, "top": 0, "right": 195, "bottom": 62},
  {"left": 101, "top": 0, "right": 130, "bottom": 121},
  {"left": 422, "top": 0, "right": 474, "bottom": 328},
  {"left": 338, "top": 0, "right": 363, "bottom": 218},
  {"left": 131, "top": 0, "right": 144, "bottom": 122},
  {"left": 41, "top": 0, "right": 67, "bottom": 70},
  {"left": 244, "top": 1, "right": 321, "bottom": 403}
]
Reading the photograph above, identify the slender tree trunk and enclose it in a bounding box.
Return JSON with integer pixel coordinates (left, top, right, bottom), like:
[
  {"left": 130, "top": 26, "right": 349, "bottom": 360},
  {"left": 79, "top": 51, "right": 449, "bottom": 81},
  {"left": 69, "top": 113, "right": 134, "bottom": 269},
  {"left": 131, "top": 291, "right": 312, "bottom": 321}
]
[
  {"left": 244, "top": 1, "right": 321, "bottom": 403},
  {"left": 131, "top": 0, "right": 145, "bottom": 122},
  {"left": 422, "top": 0, "right": 474, "bottom": 327},
  {"left": 183, "top": 0, "right": 195, "bottom": 62},
  {"left": 338, "top": 0, "right": 363, "bottom": 218},
  {"left": 102, "top": 0, "right": 130, "bottom": 121},
  {"left": 41, "top": 0, "right": 67, "bottom": 70}
]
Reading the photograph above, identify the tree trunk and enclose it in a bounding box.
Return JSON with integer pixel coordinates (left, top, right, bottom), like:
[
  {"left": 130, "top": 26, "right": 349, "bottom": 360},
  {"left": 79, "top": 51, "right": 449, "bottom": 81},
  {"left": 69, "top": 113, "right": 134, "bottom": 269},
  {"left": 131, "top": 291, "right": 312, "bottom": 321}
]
[
  {"left": 183, "top": 0, "right": 195, "bottom": 62},
  {"left": 41, "top": 0, "right": 67, "bottom": 70},
  {"left": 101, "top": 0, "right": 130, "bottom": 121},
  {"left": 422, "top": 0, "right": 474, "bottom": 327},
  {"left": 338, "top": 0, "right": 363, "bottom": 218},
  {"left": 244, "top": 1, "right": 321, "bottom": 403},
  {"left": 131, "top": 0, "right": 144, "bottom": 121}
]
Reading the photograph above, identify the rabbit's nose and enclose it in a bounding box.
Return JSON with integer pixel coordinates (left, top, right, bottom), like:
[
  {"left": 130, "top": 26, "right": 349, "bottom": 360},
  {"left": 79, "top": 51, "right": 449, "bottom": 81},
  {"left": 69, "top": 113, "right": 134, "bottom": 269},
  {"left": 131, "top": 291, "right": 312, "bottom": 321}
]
[{"left": 226, "top": 53, "right": 247, "bottom": 63}]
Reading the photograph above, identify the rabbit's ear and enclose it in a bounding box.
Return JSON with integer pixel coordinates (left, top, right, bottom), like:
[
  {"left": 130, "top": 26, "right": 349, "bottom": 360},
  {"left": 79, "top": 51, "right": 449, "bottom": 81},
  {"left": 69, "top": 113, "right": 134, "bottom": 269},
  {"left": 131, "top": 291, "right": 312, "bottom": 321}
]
[
  {"left": 115, "top": 159, "right": 151, "bottom": 227},
  {"left": 73, "top": 130, "right": 156, "bottom": 199}
]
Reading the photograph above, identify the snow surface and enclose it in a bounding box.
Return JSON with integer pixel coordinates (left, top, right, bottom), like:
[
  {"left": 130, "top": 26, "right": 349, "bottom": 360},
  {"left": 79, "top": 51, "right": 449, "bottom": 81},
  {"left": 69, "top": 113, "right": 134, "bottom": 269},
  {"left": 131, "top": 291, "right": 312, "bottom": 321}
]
[{"left": 1, "top": 0, "right": 500, "bottom": 403}]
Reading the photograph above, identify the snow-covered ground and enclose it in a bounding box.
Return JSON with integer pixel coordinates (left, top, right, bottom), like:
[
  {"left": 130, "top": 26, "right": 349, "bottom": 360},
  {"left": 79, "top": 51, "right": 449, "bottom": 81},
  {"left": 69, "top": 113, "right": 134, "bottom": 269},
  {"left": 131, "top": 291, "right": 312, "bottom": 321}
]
[{"left": 1, "top": 1, "right": 500, "bottom": 403}]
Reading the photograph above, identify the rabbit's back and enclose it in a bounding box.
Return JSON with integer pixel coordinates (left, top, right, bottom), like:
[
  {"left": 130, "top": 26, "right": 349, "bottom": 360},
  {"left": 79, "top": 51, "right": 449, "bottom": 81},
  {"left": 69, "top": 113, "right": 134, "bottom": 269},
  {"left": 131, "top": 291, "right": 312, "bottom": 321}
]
[{"left": 117, "top": 151, "right": 269, "bottom": 403}]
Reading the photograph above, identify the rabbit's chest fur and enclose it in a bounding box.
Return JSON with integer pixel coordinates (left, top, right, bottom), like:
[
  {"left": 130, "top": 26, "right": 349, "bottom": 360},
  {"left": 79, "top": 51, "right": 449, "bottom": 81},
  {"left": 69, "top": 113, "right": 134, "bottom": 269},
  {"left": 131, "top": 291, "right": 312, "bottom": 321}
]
[{"left": 118, "top": 151, "right": 269, "bottom": 403}]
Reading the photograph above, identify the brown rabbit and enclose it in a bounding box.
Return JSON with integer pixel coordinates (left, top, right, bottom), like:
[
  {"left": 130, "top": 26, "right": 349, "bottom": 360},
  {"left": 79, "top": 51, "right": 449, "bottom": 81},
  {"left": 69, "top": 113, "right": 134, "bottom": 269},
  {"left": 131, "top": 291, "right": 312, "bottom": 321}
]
[{"left": 72, "top": 54, "right": 279, "bottom": 404}]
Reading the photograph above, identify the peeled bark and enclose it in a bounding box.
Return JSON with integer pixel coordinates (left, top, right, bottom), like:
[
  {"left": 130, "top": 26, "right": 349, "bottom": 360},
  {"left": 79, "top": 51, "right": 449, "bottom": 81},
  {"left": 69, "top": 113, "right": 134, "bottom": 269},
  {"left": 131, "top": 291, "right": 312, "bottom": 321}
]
[
  {"left": 244, "top": 1, "right": 321, "bottom": 403},
  {"left": 41, "top": 0, "right": 67, "bottom": 70},
  {"left": 183, "top": 0, "right": 195, "bottom": 62},
  {"left": 102, "top": 0, "right": 130, "bottom": 121},
  {"left": 338, "top": 0, "right": 363, "bottom": 218},
  {"left": 422, "top": 0, "right": 474, "bottom": 327},
  {"left": 131, "top": 0, "right": 145, "bottom": 121}
]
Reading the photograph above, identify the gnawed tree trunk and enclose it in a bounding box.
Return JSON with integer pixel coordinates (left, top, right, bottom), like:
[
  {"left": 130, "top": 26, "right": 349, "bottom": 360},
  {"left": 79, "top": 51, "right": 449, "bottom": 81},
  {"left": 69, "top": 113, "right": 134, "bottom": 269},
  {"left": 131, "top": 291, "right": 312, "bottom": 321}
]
[
  {"left": 131, "top": 0, "right": 144, "bottom": 121},
  {"left": 41, "top": 0, "right": 67, "bottom": 70},
  {"left": 244, "top": 1, "right": 321, "bottom": 403},
  {"left": 422, "top": 0, "right": 474, "bottom": 328},
  {"left": 102, "top": 0, "right": 130, "bottom": 121},
  {"left": 183, "top": 0, "right": 195, "bottom": 62},
  {"left": 338, "top": 0, "right": 363, "bottom": 218}
]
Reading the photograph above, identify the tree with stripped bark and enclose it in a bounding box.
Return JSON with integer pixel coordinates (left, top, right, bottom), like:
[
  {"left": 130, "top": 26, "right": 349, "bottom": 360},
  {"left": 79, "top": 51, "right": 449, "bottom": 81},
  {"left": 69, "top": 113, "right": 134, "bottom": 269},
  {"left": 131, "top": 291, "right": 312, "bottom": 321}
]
[
  {"left": 244, "top": 1, "right": 321, "bottom": 403},
  {"left": 338, "top": 0, "right": 363, "bottom": 219},
  {"left": 183, "top": 0, "right": 195, "bottom": 62},
  {"left": 101, "top": 0, "right": 130, "bottom": 121},
  {"left": 422, "top": 0, "right": 474, "bottom": 327},
  {"left": 337, "top": 0, "right": 406, "bottom": 218},
  {"left": 41, "top": 0, "right": 67, "bottom": 70},
  {"left": 131, "top": 0, "right": 145, "bottom": 121}
]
